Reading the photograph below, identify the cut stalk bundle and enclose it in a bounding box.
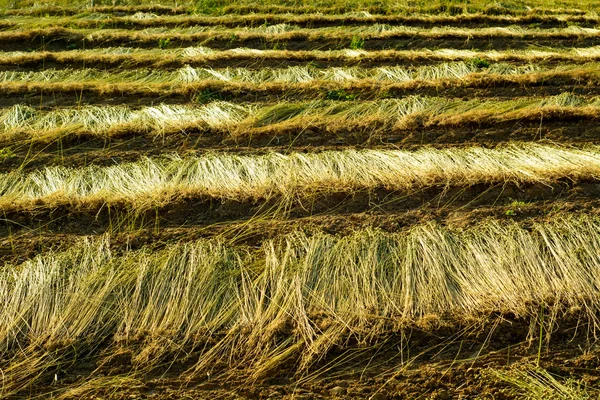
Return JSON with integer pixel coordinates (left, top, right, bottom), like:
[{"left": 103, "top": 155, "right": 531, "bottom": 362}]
[
  {"left": 6, "top": 25, "right": 600, "bottom": 43},
  {"left": 5, "top": 46, "right": 600, "bottom": 70},
  {"left": 0, "top": 62, "right": 537, "bottom": 85},
  {"left": 3, "top": 218, "right": 600, "bottom": 394},
  {"left": 0, "top": 143, "right": 598, "bottom": 208},
  {"left": 0, "top": 62, "right": 541, "bottom": 85},
  {"left": 0, "top": 93, "right": 596, "bottom": 140}
]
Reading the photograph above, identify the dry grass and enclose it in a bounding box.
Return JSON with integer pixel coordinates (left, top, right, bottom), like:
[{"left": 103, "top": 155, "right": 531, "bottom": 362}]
[
  {"left": 1, "top": 94, "right": 596, "bottom": 142},
  {"left": 4, "top": 2, "right": 600, "bottom": 398},
  {"left": 0, "top": 102, "right": 249, "bottom": 139},
  {"left": 3, "top": 25, "right": 600, "bottom": 49},
  {"left": 3, "top": 218, "right": 600, "bottom": 395},
  {"left": 0, "top": 62, "right": 538, "bottom": 85},
  {"left": 0, "top": 62, "right": 552, "bottom": 100},
  {"left": 3, "top": 0, "right": 600, "bottom": 398},
  {"left": 4, "top": 45, "right": 600, "bottom": 71},
  {"left": 493, "top": 366, "right": 600, "bottom": 399},
  {"left": 0, "top": 143, "right": 599, "bottom": 209},
  {"left": 214, "top": 1, "right": 600, "bottom": 16}
]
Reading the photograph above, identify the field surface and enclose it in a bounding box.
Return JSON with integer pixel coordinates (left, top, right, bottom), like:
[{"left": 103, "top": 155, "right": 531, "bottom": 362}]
[{"left": 3, "top": 0, "right": 600, "bottom": 398}]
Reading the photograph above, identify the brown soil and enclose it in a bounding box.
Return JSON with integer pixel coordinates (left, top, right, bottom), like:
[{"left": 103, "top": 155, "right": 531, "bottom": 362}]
[
  {"left": 0, "top": 51, "right": 586, "bottom": 71},
  {"left": 3, "top": 4, "right": 190, "bottom": 16},
  {"left": 18, "top": 14, "right": 600, "bottom": 30},
  {"left": 220, "top": 4, "right": 590, "bottom": 16},
  {"left": 1, "top": 76, "right": 600, "bottom": 108},
  {"left": 3, "top": 190, "right": 600, "bottom": 266},
  {"left": 1, "top": 180, "right": 599, "bottom": 261}
]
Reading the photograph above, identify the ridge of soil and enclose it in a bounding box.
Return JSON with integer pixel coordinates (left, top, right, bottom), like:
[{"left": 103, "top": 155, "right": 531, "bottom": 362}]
[
  {"left": 3, "top": 195, "right": 600, "bottom": 266},
  {"left": 10, "top": 14, "right": 600, "bottom": 30},
  {"left": 2, "top": 179, "right": 599, "bottom": 246},
  {"left": 0, "top": 53, "right": 587, "bottom": 71},
  {"left": 2, "top": 78, "right": 600, "bottom": 107}
]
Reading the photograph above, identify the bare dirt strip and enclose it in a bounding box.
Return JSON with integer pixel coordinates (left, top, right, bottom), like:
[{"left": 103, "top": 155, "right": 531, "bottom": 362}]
[
  {"left": 8, "top": 14, "right": 600, "bottom": 30},
  {"left": 2, "top": 75, "right": 600, "bottom": 107},
  {"left": 2, "top": 179, "right": 600, "bottom": 252}
]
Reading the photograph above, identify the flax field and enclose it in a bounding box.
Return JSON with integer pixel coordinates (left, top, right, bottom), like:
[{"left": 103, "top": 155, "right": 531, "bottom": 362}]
[{"left": 2, "top": 0, "right": 600, "bottom": 398}]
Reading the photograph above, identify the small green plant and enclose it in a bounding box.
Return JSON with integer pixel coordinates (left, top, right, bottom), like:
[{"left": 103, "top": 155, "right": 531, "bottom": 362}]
[
  {"left": 194, "top": 88, "right": 223, "bottom": 104},
  {"left": 271, "top": 41, "right": 286, "bottom": 50},
  {"left": 325, "top": 89, "right": 356, "bottom": 101},
  {"left": 306, "top": 61, "right": 323, "bottom": 69},
  {"left": 379, "top": 90, "right": 393, "bottom": 99},
  {"left": 350, "top": 35, "right": 364, "bottom": 50},
  {"left": 66, "top": 43, "right": 77, "bottom": 50},
  {"left": 506, "top": 199, "right": 527, "bottom": 216},
  {"left": 194, "top": 0, "right": 227, "bottom": 14},
  {"left": 509, "top": 200, "right": 528, "bottom": 208},
  {"left": 158, "top": 38, "right": 171, "bottom": 49},
  {"left": 469, "top": 57, "right": 491, "bottom": 69},
  {"left": 0, "top": 147, "right": 15, "bottom": 159}
]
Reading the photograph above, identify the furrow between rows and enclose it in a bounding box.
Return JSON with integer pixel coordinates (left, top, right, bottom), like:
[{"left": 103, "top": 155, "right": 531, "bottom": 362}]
[
  {"left": 3, "top": 26, "right": 600, "bottom": 52},
  {"left": 6, "top": 13, "right": 600, "bottom": 30},
  {"left": 3, "top": 2, "right": 595, "bottom": 16},
  {"left": 2, "top": 179, "right": 599, "bottom": 249}
]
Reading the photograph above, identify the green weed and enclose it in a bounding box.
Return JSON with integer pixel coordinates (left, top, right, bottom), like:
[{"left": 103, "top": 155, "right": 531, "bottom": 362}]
[
  {"left": 469, "top": 57, "right": 491, "bottom": 69},
  {"left": 193, "top": 88, "right": 223, "bottom": 104},
  {"left": 157, "top": 38, "right": 171, "bottom": 49},
  {"left": 350, "top": 35, "right": 364, "bottom": 50},
  {"left": 0, "top": 147, "right": 15, "bottom": 159},
  {"left": 325, "top": 89, "right": 356, "bottom": 101}
]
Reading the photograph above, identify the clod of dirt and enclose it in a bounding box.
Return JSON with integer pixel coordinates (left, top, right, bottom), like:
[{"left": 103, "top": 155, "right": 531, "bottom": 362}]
[
  {"left": 330, "top": 386, "right": 347, "bottom": 396},
  {"left": 370, "top": 393, "right": 388, "bottom": 400},
  {"left": 436, "top": 390, "right": 450, "bottom": 400}
]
